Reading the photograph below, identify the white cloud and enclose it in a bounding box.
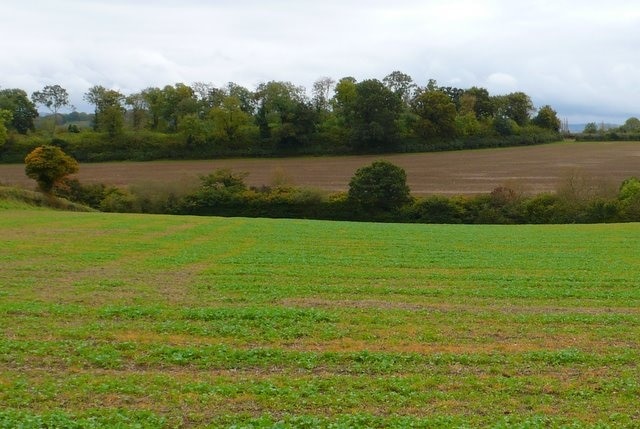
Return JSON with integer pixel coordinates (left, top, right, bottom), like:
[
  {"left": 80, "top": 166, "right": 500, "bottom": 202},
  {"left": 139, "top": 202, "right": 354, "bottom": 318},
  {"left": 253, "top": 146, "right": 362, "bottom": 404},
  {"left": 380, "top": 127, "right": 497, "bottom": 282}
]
[
  {"left": 485, "top": 73, "right": 519, "bottom": 93},
  {"left": 1, "top": 0, "right": 639, "bottom": 123}
]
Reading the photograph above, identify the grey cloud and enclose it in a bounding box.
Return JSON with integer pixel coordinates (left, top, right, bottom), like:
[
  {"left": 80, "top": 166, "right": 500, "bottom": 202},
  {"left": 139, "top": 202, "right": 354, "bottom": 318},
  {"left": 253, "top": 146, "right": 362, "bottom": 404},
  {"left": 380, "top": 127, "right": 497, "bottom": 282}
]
[{"left": 2, "top": 0, "right": 639, "bottom": 123}]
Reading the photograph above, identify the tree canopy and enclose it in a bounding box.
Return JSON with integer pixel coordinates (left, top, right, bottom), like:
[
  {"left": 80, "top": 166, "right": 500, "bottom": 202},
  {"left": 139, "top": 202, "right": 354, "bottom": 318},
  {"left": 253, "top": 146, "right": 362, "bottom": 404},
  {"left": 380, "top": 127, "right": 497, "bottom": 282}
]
[
  {"left": 350, "top": 79, "right": 403, "bottom": 151},
  {"left": 0, "top": 89, "right": 38, "bottom": 134},
  {"left": 532, "top": 105, "right": 561, "bottom": 131},
  {"left": 0, "top": 109, "right": 12, "bottom": 146},
  {"left": 1, "top": 73, "right": 566, "bottom": 162},
  {"left": 411, "top": 90, "right": 458, "bottom": 140},
  {"left": 84, "top": 86, "right": 126, "bottom": 135},
  {"left": 24, "top": 145, "right": 79, "bottom": 193},
  {"left": 31, "top": 85, "right": 73, "bottom": 136}
]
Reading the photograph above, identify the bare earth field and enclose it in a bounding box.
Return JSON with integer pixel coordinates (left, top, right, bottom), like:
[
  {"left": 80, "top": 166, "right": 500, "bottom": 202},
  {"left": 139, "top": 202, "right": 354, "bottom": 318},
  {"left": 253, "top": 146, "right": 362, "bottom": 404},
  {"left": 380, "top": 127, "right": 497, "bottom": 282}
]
[{"left": 2, "top": 141, "right": 639, "bottom": 195}]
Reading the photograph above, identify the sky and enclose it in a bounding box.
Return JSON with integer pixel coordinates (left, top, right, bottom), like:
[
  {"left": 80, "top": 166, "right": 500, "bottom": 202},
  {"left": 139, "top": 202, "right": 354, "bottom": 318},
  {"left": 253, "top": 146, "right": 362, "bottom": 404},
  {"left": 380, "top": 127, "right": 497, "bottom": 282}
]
[{"left": 2, "top": 0, "right": 639, "bottom": 124}]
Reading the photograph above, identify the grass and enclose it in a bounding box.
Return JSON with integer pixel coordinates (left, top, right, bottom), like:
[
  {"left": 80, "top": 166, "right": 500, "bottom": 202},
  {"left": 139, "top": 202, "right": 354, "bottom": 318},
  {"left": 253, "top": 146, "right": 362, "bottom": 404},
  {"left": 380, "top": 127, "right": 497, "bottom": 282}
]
[
  {"left": 1, "top": 207, "right": 639, "bottom": 427},
  {"left": 0, "top": 186, "right": 94, "bottom": 211}
]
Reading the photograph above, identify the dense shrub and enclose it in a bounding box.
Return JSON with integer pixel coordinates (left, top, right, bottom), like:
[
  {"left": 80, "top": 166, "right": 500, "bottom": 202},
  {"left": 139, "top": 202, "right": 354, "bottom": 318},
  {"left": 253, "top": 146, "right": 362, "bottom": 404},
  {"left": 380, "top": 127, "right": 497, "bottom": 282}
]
[
  {"left": 348, "top": 160, "right": 412, "bottom": 211},
  {"left": 99, "top": 188, "right": 141, "bottom": 212},
  {"left": 405, "top": 195, "right": 465, "bottom": 223},
  {"left": 54, "top": 178, "right": 110, "bottom": 209},
  {"left": 618, "top": 177, "right": 640, "bottom": 221},
  {"left": 0, "top": 134, "right": 48, "bottom": 162},
  {"left": 582, "top": 198, "right": 620, "bottom": 223}
]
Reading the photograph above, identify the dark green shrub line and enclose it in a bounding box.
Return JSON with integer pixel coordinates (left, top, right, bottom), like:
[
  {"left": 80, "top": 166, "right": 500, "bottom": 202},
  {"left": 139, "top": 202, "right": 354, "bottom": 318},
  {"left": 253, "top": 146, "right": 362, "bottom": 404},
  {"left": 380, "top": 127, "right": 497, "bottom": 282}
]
[
  {"left": 55, "top": 172, "right": 640, "bottom": 225},
  {"left": 0, "top": 128, "right": 562, "bottom": 164}
]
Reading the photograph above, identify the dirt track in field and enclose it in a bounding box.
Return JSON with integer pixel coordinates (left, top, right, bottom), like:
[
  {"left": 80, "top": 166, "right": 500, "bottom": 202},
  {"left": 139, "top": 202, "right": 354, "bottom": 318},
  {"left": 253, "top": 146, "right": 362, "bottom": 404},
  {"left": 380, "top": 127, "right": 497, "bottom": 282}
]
[{"left": 2, "top": 141, "right": 639, "bottom": 195}]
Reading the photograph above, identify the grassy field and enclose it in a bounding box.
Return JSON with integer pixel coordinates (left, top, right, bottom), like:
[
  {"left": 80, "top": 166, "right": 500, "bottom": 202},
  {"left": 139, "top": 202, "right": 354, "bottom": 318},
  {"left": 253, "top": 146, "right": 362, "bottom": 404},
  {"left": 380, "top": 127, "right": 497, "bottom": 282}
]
[
  {"left": 2, "top": 141, "right": 640, "bottom": 195},
  {"left": 1, "top": 207, "right": 640, "bottom": 428}
]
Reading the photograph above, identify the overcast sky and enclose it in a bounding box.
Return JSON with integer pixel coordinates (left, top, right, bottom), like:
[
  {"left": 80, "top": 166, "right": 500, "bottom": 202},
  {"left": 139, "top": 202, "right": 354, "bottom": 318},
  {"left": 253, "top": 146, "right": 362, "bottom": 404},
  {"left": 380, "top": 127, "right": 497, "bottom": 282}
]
[{"left": 3, "top": 0, "right": 639, "bottom": 123}]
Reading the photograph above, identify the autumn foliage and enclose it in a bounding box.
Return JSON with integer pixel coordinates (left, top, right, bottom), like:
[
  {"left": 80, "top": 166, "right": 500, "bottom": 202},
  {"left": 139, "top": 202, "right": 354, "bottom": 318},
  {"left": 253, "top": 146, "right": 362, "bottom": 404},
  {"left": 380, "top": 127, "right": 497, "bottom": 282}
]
[{"left": 24, "top": 145, "right": 78, "bottom": 193}]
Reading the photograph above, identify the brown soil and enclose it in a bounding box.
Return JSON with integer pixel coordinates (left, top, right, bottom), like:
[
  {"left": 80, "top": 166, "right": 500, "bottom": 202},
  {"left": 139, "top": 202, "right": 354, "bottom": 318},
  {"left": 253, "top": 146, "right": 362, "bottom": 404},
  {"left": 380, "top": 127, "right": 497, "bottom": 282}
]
[{"left": 2, "top": 141, "right": 639, "bottom": 195}]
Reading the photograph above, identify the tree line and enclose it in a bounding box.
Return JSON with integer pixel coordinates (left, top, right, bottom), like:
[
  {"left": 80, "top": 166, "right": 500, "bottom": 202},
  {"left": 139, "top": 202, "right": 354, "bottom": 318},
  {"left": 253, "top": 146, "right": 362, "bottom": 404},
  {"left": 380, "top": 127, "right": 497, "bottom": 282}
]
[
  {"left": 577, "top": 117, "right": 640, "bottom": 141},
  {"left": 1, "top": 72, "right": 563, "bottom": 162}
]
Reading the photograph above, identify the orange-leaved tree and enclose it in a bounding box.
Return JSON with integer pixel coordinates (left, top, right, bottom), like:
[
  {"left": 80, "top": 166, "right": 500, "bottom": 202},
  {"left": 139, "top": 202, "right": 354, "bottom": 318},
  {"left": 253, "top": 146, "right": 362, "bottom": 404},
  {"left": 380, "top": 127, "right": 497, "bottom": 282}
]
[{"left": 24, "top": 145, "right": 79, "bottom": 193}]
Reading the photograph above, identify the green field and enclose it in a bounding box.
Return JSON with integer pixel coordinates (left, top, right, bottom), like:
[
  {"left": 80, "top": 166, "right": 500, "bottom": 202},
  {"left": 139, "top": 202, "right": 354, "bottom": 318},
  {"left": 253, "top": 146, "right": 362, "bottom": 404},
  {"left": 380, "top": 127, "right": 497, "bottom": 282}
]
[{"left": 1, "top": 208, "right": 639, "bottom": 428}]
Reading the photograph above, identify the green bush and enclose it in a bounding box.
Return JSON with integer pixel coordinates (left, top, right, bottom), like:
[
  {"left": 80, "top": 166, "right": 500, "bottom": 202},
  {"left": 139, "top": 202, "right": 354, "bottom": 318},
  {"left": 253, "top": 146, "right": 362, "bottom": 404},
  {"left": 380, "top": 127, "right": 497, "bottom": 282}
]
[
  {"left": 406, "top": 195, "right": 465, "bottom": 223},
  {"left": 618, "top": 177, "right": 640, "bottom": 221},
  {"left": 54, "top": 178, "right": 109, "bottom": 209},
  {"left": 348, "top": 160, "right": 412, "bottom": 211},
  {"left": 581, "top": 198, "right": 619, "bottom": 223},
  {"left": 521, "top": 193, "right": 582, "bottom": 224},
  {"left": 0, "top": 133, "right": 48, "bottom": 162},
  {"left": 99, "top": 188, "right": 141, "bottom": 212},
  {"left": 619, "top": 177, "right": 640, "bottom": 200}
]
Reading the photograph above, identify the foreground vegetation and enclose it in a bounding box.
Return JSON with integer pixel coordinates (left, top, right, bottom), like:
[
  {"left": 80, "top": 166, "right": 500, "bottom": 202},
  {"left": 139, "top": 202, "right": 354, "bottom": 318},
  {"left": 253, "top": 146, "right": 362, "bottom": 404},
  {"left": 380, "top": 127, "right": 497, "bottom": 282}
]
[{"left": 1, "top": 207, "right": 639, "bottom": 427}]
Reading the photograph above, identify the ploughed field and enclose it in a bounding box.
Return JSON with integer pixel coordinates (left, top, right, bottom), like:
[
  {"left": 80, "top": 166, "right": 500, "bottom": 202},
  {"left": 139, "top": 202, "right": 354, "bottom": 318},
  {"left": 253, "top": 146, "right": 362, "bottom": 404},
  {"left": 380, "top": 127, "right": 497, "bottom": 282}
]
[
  {"left": 2, "top": 141, "right": 640, "bottom": 195},
  {"left": 1, "top": 208, "right": 639, "bottom": 427}
]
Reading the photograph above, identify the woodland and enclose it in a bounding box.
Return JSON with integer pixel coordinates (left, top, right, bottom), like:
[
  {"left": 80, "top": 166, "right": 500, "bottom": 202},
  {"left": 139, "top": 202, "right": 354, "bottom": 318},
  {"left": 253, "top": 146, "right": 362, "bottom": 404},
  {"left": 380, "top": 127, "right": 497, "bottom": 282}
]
[{"left": 0, "top": 72, "right": 565, "bottom": 162}]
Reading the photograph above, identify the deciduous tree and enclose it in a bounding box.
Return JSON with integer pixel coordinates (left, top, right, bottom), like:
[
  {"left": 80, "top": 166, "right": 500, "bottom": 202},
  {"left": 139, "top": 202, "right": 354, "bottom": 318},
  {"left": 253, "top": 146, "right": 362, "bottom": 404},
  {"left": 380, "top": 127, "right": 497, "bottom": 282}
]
[
  {"left": 496, "top": 92, "right": 534, "bottom": 126},
  {"left": 0, "top": 109, "right": 12, "bottom": 145},
  {"left": 210, "top": 95, "right": 257, "bottom": 148},
  {"left": 622, "top": 117, "right": 640, "bottom": 132},
  {"left": 331, "top": 77, "right": 358, "bottom": 126},
  {"left": 532, "top": 105, "right": 561, "bottom": 131},
  {"left": 411, "top": 90, "right": 457, "bottom": 140},
  {"left": 141, "top": 87, "right": 164, "bottom": 130},
  {"left": 350, "top": 79, "right": 403, "bottom": 151},
  {"left": 163, "top": 83, "right": 199, "bottom": 131},
  {"left": 253, "top": 81, "right": 314, "bottom": 149},
  {"left": 383, "top": 71, "right": 416, "bottom": 105},
  {"left": 0, "top": 89, "right": 38, "bottom": 134},
  {"left": 192, "top": 82, "right": 224, "bottom": 110},
  {"left": 125, "top": 93, "right": 148, "bottom": 130},
  {"left": 312, "top": 76, "right": 336, "bottom": 112},
  {"left": 583, "top": 122, "right": 598, "bottom": 134},
  {"left": 84, "top": 86, "right": 126, "bottom": 136},
  {"left": 464, "top": 87, "right": 494, "bottom": 118},
  {"left": 226, "top": 82, "right": 255, "bottom": 115},
  {"left": 31, "top": 85, "right": 72, "bottom": 136},
  {"left": 178, "top": 113, "right": 209, "bottom": 146},
  {"left": 24, "top": 145, "right": 79, "bottom": 193},
  {"left": 139, "top": 84, "right": 198, "bottom": 132}
]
